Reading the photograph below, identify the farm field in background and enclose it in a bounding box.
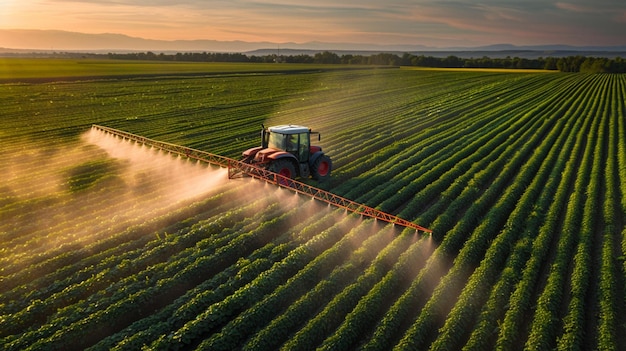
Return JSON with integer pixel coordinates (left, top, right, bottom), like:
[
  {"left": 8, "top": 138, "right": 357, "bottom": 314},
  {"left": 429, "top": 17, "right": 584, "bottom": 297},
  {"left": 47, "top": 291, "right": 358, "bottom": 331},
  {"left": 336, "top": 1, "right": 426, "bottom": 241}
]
[
  {"left": 1, "top": 60, "right": 625, "bottom": 350},
  {"left": 0, "top": 58, "right": 346, "bottom": 82}
]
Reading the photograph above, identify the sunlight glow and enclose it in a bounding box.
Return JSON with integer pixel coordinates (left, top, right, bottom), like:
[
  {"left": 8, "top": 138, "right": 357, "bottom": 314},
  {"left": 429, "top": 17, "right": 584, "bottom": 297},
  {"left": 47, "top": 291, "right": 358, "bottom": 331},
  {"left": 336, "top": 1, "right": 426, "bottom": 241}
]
[{"left": 1, "top": 0, "right": 624, "bottom": 48}]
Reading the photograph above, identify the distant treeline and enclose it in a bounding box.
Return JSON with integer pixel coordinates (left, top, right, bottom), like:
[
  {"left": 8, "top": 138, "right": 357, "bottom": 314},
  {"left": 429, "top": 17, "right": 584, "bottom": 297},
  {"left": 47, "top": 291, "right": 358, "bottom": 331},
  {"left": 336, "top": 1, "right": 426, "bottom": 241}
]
[{"left": 106, "top": 51, "right": 626, "bottom": 73}]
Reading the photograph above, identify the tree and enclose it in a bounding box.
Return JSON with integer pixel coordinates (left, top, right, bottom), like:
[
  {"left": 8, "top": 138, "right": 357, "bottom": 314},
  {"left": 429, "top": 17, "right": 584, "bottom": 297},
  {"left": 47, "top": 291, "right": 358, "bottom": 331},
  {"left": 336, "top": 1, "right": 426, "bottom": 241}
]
[
  {"left": 313, "top": 51, "right": 341, "bottom": 64},
  {"left": 543, "top": 57, "right": 558, "bottom": 70}
]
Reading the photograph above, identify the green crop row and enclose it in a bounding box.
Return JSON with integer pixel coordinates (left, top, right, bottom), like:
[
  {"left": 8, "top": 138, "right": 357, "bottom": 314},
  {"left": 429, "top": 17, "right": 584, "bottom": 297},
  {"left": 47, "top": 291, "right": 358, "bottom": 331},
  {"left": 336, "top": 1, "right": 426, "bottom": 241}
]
[
  {"left": 149, "top": 214, "right": 354, "bottom": 350},
  {"left": 494, "top": 86, "right": 594, "bottom": 350},
  {"left": 393, "top": 79, "right": 572, "bottom": 350},
  {"left": 523, "top": 78, "right": 603, "bottom": 351},
  {"left": 318, "top": 234, "right": 432, "bottom": 350},
  {"left": 1, "top": 195, "right": 268, "bottom": 339},
  {"left": 4, "top": 201, "right": 287, "bottom": 350},
  {"left": 243, "top": 225, "right": 402, "bottom": 351},
  {"left": 198, "top": 218, "right": 373, "bottom": 350},
  {"left": 278, "top": 230, "right": 420, "bottom": 351},
  {"left": 462, "top": 84, "right": 584, "bottom": 350},
  {"left": 0, "top": 185, "right": 245, "bottom": 303},
  {"left": 1, "top": 66, "right": 624, "bottom": 350},
  {"left": 556, "top": 75, "right": 609, "bottom": 351},
  {"left": 596, "top": 83, "right": 621, "bottom": 351},
  {"left": 91, "top": 204, "right": 337, "bottom": 350},
  {"left": 431, "top": 78, "right": 578, "bottom": 350}
]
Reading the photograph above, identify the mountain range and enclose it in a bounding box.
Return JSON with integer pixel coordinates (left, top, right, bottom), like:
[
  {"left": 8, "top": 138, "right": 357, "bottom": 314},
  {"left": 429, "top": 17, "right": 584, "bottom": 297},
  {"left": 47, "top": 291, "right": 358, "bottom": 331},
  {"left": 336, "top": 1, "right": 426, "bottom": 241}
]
[{"left": 1, "top": 29, "right": 625, "bottom": 58}]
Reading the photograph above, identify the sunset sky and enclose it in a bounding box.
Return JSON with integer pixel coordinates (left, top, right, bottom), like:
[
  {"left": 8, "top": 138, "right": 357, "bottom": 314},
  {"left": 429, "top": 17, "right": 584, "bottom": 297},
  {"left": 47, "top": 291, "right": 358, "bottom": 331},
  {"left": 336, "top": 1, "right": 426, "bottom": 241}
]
[{"left": 1, "top": 0, "right": 625, "bottom": 48}]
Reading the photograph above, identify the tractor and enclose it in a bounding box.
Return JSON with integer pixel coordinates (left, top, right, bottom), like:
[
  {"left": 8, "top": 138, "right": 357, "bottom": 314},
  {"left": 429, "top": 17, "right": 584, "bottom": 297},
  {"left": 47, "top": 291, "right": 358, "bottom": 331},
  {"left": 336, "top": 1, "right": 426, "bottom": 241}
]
[{"left": 242, "top": 124, "right": 332, "bottom": 181}]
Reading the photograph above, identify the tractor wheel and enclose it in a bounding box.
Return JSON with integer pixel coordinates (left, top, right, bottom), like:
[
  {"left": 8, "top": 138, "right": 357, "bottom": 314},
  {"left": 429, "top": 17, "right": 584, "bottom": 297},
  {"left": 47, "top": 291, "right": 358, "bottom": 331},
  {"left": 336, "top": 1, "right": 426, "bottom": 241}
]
[
  {"left": 269, "top": 159, "right": 296, "bottom": 185},
  {"left": 312, "top": 155, "right": 332, "bottom": 181}
]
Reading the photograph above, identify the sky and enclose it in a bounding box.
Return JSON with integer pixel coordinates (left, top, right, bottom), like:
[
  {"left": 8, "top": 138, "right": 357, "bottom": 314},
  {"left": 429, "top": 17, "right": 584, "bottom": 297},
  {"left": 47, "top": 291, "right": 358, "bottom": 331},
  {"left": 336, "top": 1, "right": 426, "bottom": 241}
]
[{"left": 1, "top": 0, "right": 625, "bottom": 48}]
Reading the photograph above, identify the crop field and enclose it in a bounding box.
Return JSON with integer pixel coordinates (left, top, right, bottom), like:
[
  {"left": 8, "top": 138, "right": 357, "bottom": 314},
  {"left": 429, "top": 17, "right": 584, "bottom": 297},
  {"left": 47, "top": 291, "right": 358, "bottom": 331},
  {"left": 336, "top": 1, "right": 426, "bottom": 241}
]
[
  {"left": 0, "top": 58, "right": 338, "bottom": 82},
  {"left": 1, "top": 59, "right": 625, "bottom": 350}
]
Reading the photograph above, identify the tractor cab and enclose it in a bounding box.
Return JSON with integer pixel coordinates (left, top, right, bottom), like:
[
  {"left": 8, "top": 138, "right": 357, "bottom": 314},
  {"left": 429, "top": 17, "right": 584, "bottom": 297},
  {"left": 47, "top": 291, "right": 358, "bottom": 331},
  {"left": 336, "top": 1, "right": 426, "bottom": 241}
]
[
  {"left": 265, "top": 125, "right": 313, "bottom": 162},
  {"left": 242, "top": 124, "right": 331, "bottom": 181}
]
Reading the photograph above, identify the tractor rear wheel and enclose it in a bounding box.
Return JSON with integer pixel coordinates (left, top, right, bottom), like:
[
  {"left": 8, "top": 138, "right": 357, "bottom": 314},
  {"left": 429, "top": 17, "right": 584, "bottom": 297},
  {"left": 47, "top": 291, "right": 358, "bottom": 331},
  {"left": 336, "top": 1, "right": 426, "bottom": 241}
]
[
  {"left": 312, "top": 155, "right": 332, "bottom": 180},
  {"left": 269, "top": 159, "right": 296, "bottom": 185}
]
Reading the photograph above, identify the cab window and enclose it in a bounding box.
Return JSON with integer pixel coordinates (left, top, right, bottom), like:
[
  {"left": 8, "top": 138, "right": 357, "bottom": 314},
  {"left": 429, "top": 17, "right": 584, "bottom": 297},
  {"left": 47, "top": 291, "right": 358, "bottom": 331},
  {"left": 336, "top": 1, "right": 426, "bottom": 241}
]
[
  {"left": 286, "top": 134, "right": 298, "bottom": 153},
  {"left": 268, "top": 132, "right": 286, "bottom": 149},
  {"left": 298, "top": 132, "right": 310, "bottom": 161}
]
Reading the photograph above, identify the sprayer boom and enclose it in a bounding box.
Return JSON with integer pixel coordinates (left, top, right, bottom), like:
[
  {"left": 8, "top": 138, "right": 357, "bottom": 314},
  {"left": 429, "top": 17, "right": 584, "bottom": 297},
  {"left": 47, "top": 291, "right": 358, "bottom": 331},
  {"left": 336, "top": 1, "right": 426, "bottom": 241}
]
[{"left": 91, "top": 125, "right": 432, "bottom": 233}]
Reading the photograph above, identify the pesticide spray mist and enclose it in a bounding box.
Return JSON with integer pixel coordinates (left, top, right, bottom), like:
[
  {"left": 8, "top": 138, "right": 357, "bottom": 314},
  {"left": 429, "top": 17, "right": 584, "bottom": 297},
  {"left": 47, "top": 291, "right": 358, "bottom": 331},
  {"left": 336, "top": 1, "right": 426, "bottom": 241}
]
[
  {"left": 1, "top": 129, "right": 236, "bottom": 271},
  {"left": 3, "top": 126, "right": 430, "bottom": 281},
  {"left": 83, "top": 129, "right": 231, "bottom": 204}
]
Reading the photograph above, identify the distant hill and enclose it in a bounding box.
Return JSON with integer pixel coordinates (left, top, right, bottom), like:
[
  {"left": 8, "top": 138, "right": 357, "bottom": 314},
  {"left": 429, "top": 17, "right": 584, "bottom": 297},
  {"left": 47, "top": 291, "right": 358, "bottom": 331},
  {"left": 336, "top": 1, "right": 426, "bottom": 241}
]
[
  {"left": 0, "top": 29, "right": 625, "bottom": 58},
  {"left": 246, "top": 48, "right": 626, "bottom": 59}
]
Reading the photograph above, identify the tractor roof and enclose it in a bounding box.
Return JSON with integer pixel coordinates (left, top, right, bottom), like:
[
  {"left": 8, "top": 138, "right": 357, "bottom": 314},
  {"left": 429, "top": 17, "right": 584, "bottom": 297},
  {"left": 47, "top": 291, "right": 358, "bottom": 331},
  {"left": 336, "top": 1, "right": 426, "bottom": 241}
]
[{"left": 268, "top": 125, "right": 310, "bottom": 134}]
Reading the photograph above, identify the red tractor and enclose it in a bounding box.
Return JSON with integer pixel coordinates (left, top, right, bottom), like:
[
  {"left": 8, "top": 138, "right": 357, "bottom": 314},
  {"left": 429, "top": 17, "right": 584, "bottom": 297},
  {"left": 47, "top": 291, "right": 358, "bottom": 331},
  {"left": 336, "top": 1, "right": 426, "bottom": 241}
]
[{"left": 242, "top": 124, "right": 332, "bottom": 181}]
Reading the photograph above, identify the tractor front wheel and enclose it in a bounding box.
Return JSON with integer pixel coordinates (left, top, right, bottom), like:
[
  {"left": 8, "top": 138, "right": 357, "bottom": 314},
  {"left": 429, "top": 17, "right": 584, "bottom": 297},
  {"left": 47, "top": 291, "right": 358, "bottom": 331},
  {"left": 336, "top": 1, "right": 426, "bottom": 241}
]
[
  {"left": 312, "top": 155, "right": 332, "bottom": 181},
  {"left": 269, "top": 159, "right": 296, "bottom": 185}
]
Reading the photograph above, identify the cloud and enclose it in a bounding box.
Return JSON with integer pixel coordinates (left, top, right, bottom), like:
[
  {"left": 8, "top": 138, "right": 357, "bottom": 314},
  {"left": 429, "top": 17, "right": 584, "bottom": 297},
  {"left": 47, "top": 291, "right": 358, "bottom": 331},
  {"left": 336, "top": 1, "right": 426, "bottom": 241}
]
[
  {"left": 555, "top": 1, "right": 624, "bottom": 14},
  {"left": 2, "top": 0, "right": 625, "bottom": 47},
  {"left": 555, "top": 0, "right": 626, "bottom": 29}
]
